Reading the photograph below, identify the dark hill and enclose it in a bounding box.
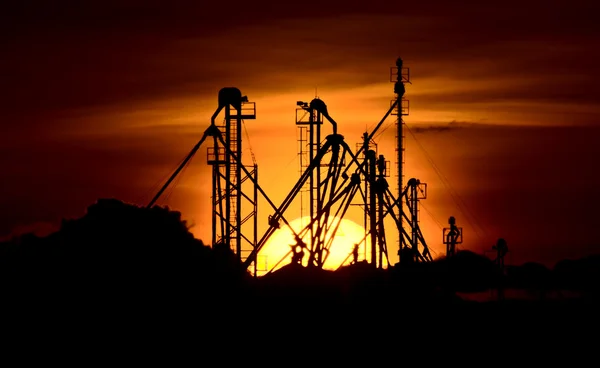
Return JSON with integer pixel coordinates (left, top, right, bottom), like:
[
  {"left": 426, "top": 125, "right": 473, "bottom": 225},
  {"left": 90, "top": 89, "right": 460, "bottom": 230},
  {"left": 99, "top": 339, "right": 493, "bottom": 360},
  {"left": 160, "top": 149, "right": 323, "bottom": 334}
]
[
  {"left": 0, "top": 198, "right": 598, "bottom": 333},
  {"left": 0, "top": 198, "right": 249, "bottom": 318}
]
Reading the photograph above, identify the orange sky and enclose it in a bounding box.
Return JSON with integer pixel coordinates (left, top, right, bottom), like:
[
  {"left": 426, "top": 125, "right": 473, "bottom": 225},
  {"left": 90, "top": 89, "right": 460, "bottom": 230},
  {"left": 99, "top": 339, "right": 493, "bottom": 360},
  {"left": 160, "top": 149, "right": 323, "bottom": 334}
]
[{"left": 2, "top": 1, "right": 599, "bottom": 267}]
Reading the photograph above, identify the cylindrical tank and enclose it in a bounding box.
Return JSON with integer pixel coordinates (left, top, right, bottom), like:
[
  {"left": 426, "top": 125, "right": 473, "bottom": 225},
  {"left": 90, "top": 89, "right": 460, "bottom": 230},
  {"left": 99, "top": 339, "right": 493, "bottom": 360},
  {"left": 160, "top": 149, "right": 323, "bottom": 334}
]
[
  {"left": 496, "top": 238, "right": 508, "bottom": 256},
  {"left": 309, "top": 98, "right": 328, "bottom": 115},
  {"left": 218, "top": 87, "right": 243, "bottom": 110}
]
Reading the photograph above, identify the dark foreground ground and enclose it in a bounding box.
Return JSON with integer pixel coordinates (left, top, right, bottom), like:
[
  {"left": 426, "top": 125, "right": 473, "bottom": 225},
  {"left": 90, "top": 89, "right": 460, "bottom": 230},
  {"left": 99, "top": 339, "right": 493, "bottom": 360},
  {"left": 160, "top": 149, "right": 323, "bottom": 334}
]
[{"left": 0, "top": 199, "right": 597, "bottom": 360}]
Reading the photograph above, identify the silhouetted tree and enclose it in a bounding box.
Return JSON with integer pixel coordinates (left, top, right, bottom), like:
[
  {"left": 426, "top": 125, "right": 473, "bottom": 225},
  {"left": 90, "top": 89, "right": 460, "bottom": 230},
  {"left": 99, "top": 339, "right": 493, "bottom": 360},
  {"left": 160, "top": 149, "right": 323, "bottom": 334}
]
[{"left": 0, "top": 198, "right": 250, "bottom": 315}]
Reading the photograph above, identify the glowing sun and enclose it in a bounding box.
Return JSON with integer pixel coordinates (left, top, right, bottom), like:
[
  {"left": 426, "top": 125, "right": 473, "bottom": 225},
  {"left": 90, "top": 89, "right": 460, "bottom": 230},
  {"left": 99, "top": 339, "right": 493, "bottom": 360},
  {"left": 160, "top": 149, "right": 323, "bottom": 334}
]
[{"left": 259, "top": 216, "right": 367, "bottom": 273}]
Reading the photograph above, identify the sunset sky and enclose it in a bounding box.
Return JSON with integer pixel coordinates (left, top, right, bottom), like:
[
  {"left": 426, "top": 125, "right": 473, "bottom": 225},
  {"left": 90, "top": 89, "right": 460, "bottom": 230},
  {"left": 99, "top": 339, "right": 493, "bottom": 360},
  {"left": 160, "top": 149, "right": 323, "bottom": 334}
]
[{"left": 2, "top": 1, "right": 599, "bottom": 267}]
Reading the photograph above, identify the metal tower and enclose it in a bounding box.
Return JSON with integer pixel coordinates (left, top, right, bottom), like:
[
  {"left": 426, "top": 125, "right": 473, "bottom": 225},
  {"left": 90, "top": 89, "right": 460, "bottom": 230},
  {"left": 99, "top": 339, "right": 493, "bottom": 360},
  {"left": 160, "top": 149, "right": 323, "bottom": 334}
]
[
  {"left": 207, "top": 87, "right": 257, "bottom": 264},
  {"left": 395, "top": 178, "right": 433, "bottom": 263},
  {"left": 294, "top": 98, "right": 390, "bottom": 269},
  {"left": 148, "top": 87, "right": 267, "bottom": 274},
  {"left": 390, "top": 58, "right": 410, "bottom": 263},
  {"left": 294, "top": 98, "right": 343, "bottom": 267},
  {"left": 492, "top": 238, "right": 509, "bottom": 301},
  {"left": 296, "top": 99, "right": 325, "bottom": 258},
  {"left": 375, "top": 154, "right": 391, "bottom": 268},
  {"left": 443, "top": 216, "right": 463, "bottom": 257},
  {"left": 390, "top": 58, "right": 431, "bottom": 264},
  {"left": 492, "top": 238, "right": 508, "bottom": 271},
  {"left": 350, "top": 132, "right": 378, "bottom": 264}
]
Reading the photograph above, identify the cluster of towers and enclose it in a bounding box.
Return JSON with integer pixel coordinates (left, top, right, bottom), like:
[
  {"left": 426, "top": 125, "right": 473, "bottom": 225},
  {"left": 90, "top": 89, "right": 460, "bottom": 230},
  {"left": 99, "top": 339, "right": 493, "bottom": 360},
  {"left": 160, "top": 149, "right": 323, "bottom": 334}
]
[{"left": 148, "top": 58, "right": 508, "bottom": 277}]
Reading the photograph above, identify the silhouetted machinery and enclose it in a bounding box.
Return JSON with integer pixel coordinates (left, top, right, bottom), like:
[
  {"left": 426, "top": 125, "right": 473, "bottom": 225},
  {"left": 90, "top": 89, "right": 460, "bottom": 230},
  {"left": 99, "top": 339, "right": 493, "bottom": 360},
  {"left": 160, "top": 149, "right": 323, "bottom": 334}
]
[
  {"left": 149, "top": 58, "right": 442, "bottom": 275},
  {"left": 492, "top": 238, "right": 508, "bottom": 300},
  {"left": 148, "top": 87, "right": 281, "bottom": 275},
  {"left": 244, "top": 58, "right": 433, "bottom": 271},
  {"left": 443, "top": 216, "right": 463, "bottom": 257},
  {"left": 247, "top": 98, "right": 366, "bottom": 270},
  {"left": 492, "top": 238, "right": 508, "bottom": 270}
]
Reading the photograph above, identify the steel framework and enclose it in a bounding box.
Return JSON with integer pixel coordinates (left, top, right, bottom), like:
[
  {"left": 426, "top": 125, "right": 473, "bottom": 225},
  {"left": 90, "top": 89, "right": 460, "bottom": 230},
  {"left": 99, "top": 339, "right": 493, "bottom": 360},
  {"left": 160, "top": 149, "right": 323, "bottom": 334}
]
[
  {"left": 206, "top": 88, "right": 257, "bottom": 265},
  {"left": 148, "top": 87, "right": 300, "bottom": 275},
  {"left": 149, "top": 58, "right": 436, "bottom": 275},
  {"left": 443, "top": 216, "right": 463, "bottom": 257}
]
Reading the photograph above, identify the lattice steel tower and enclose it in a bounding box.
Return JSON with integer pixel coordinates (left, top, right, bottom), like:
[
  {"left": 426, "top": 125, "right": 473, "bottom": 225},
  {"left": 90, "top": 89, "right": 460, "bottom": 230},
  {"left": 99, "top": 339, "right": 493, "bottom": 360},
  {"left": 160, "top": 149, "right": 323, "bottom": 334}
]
[
  {"left": 295, "top": 98, "right": 338, "bottom": 266},
  {"left": 207, "top": 88, "right": 257, "bottom": 262},
  {"left": 390, "top": 58, "right": 410, "bottom": 263}
]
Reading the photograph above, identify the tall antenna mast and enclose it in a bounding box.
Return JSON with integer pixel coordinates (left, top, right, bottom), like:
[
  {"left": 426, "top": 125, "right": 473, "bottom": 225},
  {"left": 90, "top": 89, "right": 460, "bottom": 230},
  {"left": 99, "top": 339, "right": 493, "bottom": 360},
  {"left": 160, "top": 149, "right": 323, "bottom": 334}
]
[{"left": 390, "top": 57, "right": 410, "bottom": 263}]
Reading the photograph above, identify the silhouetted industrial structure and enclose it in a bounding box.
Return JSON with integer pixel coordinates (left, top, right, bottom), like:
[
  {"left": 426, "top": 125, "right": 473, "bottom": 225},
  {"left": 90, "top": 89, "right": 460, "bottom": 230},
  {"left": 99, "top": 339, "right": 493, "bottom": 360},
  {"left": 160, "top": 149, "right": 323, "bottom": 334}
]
[
  {"left": 148, "top": 88, "right": 267, "bottom": 275},
  {"left": 491, "top": 238, "right": 509, "bottom": 300},
  {"left": 443, "top": 216, "right": 463, "bottom": 257},
  {"left": 493, "top": 238, "right": 509, "bottom": 271},
  {"left": 149, "top": 58, "right": 448, "bottom": 275}
]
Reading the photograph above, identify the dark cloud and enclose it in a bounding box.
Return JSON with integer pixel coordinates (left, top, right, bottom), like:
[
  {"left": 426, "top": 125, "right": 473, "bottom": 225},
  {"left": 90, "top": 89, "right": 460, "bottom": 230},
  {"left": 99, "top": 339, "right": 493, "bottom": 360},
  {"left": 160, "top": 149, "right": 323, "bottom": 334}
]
[
  {"left": 3, "top": 2, "right": 599, "bottom": 124},
  {"left": 408, "top": 121, "right": 476, "bottom": 134}
]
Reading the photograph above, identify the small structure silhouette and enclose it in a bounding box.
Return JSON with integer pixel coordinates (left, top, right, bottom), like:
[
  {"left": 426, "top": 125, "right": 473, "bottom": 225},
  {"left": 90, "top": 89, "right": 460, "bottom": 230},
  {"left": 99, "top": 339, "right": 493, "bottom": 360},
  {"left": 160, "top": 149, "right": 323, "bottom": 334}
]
[
  {"left": 492, "top": 238, "right": 509, "bottom": 301},
  {"left": 443, "top": 216, "right": 463, "bottom": 257},
  {"left": 493, "top": 238, "right": 509, "bottom": 270}
]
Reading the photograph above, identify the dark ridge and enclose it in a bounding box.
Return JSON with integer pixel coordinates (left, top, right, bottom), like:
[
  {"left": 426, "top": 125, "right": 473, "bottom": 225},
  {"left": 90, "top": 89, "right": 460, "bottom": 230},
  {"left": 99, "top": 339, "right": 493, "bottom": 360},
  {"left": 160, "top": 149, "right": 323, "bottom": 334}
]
[{"left": 1, "top": 199, "right": 598, "bottom": 340}]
